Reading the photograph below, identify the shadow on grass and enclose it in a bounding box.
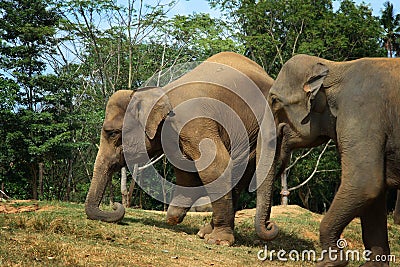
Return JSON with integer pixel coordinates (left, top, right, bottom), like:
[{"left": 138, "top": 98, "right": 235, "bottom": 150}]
[
  {"left": 234, "top": 229, "right": 316, "bottom": 251},
  {"left": 122, "top": 216, "right": 201, "bottom": 235},
  {"left": 122, "top": 214, "right": 315, "bottom": 251}
]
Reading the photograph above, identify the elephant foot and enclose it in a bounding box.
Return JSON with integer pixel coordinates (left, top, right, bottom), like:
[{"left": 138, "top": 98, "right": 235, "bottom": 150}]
[
  {"left": 204, "top": 227, "right": 234, "bottom": 246},
  {"left": 166, "top": 205, "right": 188, "bottom": 225},
  {"left": 197, "top": 223, "right": 213, "bottom": 239},
  {"left": 166, "top": 215, "right": 181, "bottom": 225},
  {"left": 315, "top": 259, "right": 348, "bottom": 267}
]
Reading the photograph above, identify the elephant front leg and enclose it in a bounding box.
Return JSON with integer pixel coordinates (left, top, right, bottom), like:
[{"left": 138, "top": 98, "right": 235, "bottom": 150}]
[
  {"left": 201, "top": 189, "right": 235, "bottom": 246},
  {"left": 359, "top": 192, "right": 390, "bottom": 267},
  {"left": 167, "top": 167, "right": 204, "bottom": 225},
  {"left": 183, "top": 137, "right": 236, "bottom": 246},
  {"left": 197, "top": 160, "right": 253, "bottom": 240},
  {"left": 202, "top": 150, "right": 235, "bottom": 246},
  {"left": 317, "top": 140, "right": 387, "bottom": 267}
]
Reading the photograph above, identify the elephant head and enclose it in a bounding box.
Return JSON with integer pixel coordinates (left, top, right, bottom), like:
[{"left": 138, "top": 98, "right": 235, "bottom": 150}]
[
  {"left": 85, "top": 87, "right": 173, "bottom": 222},
  {"left": 269, "top": 55, "right": 335, "bottom": 149},
  {"left": 85, "top": 90, "right": 133, "bottom": 222},
  {"left": 255, "top": 55, "right": 337, "bottom": 240}
]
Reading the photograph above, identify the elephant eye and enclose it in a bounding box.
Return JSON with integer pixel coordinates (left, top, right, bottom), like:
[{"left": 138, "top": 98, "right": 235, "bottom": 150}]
[
  {"left": 105, "top": 129, "right": 120, "bottom": 139},
  {"left": 270, "top": 95, "right": 281, "bottom": 109}
]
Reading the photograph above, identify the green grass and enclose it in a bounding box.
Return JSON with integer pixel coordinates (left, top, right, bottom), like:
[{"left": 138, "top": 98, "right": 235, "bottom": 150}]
[{"left": 0, "top": 201, "right": 399, "bottom": 266}]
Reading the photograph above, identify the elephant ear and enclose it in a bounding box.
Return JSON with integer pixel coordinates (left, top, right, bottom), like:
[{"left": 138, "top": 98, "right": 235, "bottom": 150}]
[
  {"left": 137, "top": 88, "right": 173, "bottom": 140},
  {"left": 301, "top": 63, "right": 329, "bottom": 124}
]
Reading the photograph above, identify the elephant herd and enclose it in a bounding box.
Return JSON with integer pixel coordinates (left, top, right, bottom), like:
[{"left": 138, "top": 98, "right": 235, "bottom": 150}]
[{"left": 84, "top": 52, "right": 400, "bottom": 267}]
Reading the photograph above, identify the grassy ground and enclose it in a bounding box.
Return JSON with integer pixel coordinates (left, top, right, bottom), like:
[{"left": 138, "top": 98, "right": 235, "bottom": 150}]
[{"left": 0, "top": 201, "right": 399, "bottom": 266}]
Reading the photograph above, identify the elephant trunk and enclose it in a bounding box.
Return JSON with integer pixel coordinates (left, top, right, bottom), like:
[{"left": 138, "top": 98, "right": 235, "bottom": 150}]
[
  {"left": 255, "top": 123, "right": 292, "bottom": 241},
  {"left": 85, "top": 151, "right": 125, "bottom": 222},
  {"left": 255, "top": 159, "right": 279, "bottom": 241}
]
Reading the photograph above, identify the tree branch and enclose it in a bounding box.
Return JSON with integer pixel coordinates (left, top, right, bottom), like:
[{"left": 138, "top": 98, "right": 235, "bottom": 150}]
[{"left": 288, "top": 140, "right": 332, "bottom": 191}]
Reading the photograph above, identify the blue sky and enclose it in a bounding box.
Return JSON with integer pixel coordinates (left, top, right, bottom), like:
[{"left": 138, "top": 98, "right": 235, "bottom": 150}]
[{"left": 169, "top": 0, "right": 399, "bottom": 17}]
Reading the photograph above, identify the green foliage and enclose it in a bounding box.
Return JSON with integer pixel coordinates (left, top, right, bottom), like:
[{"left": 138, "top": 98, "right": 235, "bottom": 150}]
[
  {"left": 210, "top": 0, "right": 385, "bottom": 77},
  {"left": 280, "top": 146, "right": 341, "bottom": 213},
  {"left": 380, "top": 1, "right": 400, "bottom": 57},
  {"left": 163, "top": 13, "right": 243, "bottom": 59}
]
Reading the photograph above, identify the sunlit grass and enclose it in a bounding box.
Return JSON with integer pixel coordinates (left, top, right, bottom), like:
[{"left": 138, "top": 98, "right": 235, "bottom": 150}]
[{"left": 0, "top": 201, "right": 399, "bottom": 266}]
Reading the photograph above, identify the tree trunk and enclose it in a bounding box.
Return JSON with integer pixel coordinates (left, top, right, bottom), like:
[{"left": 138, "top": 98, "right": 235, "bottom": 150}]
[
  {"left": 38, "top": 162, "right": 44, "bottom": 199},
  {"left": 127, "top": 164, "right": 138, "bottom": 208},
  {"left": 31, "top": 164, "right": 38, "bottom": 200},
  {"left": 162, "top": 157, "right": 167, "bottom": 211},
  {"left": 65, "top": 159, "right": 73, "bottom": 201},
  {"left": 280, "top": 171, "right": 289, "bottom": 206},
  {"left": 121, "top": 167, "right": 128, "bottom": 207},
  {"left": 109, "top": 180, "right": 114, "bottom": 207}
]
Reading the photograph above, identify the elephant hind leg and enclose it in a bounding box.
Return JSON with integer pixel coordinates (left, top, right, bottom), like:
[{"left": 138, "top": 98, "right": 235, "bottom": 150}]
[{"left": 183, "top": 135, "right": 235, "bottom": 246}]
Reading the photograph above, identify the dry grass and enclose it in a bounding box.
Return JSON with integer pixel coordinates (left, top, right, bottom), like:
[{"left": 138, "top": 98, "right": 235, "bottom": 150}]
[{"left": 0, "top": 201, "right": 399, "bottom": 266}]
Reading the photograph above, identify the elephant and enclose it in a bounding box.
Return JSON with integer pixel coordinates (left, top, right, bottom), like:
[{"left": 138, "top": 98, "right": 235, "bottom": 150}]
[
  {"left": 84, "top": 52, "right": 276, "bottom": 246},
  {"left": 256, "top": 54, "right": 400, "bottom": 266}
]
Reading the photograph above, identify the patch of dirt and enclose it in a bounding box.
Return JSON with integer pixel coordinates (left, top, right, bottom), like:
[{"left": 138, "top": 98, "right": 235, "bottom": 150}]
[
  {"left": 0, "top": 200, "right": 53, "bottom": 214},
  {"left": 234, "top": 205, "right": 321, "bottom": 220},
  {"left": 143, "top": 205, "right": 321, "bottom": 223},
  {"left": 303, "top": 230, "right": 319, "bottom": 241}
]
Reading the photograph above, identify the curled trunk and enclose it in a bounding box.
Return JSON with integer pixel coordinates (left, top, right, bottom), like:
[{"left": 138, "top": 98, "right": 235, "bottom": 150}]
[
  {"left": 255, "top": 159, "right": 279, "bottom": 241},
  {"left": 255, "top": 123, "right": 291, "bottom": 241},
  {"left": 85, "top": 153, "right": 125, "bottom": 223}
]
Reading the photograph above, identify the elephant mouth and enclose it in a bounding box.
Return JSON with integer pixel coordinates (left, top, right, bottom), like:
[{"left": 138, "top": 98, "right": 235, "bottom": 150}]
[
  {"left": 105, "top": 146, "right": 127, "bottom": 174},
  {"left": 278, "top": 123, "right": 305, "bottom": 148},
  {"left": 124, "top": 151, "right": 151, "bottom": 166}
]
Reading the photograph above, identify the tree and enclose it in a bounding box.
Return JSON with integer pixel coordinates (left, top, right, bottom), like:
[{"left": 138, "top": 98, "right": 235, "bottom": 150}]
[
  {"left": 0, "top": 0, "right": 64, "bottom": 199},
  {"left": 162, "top": 13, "right": 242, "bottom": 60},
  {"left": 209, "top": 0, "right": 385, "bottom": 77},
  {"left": 380, "top": 1, "right": 400, "bottom": 57}
]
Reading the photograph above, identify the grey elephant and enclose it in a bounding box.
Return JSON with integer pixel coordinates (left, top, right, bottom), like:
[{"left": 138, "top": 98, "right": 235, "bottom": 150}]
[
  {"left": 85, "top": 52, "right": 276, "bottom": 246},
  {"left": 256, "top": 54, "right": 400, "bottom": 267}
]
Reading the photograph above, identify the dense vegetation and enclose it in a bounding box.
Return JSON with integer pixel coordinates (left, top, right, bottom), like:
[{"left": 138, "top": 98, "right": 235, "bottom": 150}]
[{"left": 0, "top": 0, "right": 399, "bottom": 213}]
